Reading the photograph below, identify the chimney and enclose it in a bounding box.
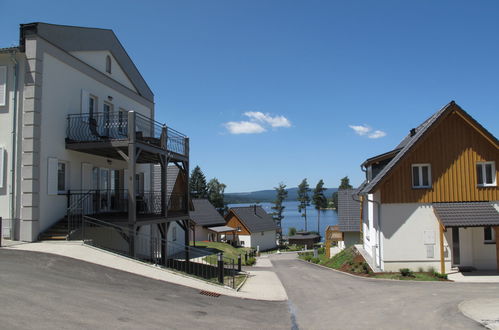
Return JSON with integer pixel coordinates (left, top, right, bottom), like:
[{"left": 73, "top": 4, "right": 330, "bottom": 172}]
[
  {"left": 410, "top": 128, "right": 416, "bottom": 137},
  {"left": 253, "top": 204, "right": 257, "bottom": 214}
]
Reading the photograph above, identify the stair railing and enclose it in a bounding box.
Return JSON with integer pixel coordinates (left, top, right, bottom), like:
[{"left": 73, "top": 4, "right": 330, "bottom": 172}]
[{"left": 66, "top": 190, "right": 97, "bottom": 239}]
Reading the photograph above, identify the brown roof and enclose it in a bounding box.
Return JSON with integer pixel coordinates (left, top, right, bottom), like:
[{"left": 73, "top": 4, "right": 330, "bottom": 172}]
[{"left": 433, "top": 202, "right": 499, "bottom": 227}]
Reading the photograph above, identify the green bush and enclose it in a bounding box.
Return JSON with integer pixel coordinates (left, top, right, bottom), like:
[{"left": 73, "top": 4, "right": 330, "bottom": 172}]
[
  {"left": 303, "top": 255, "right": 312, "bottom": 262},
  {"left": 432, "top": 271, "right": 447, "bottom": 280},
  {"left": 399, "top": 268, "right": 414, "bottom": 277},
  {"left": 317, "top": 247, "right": 325, "bottom": 255},
  {"left": 361, "top": 262, "right": 371, "bottom": 274},
  {"left": 246, "top": 257, "right": 256, "bottom": 266},
  {"left": 311, "top": 257, "right": 320, "bottom": 264}
]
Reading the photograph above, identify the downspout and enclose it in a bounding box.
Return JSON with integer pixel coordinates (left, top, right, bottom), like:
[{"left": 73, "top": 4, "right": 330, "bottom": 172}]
[{"left": 9, "top": 51, "right": 19, "bottom": 240}]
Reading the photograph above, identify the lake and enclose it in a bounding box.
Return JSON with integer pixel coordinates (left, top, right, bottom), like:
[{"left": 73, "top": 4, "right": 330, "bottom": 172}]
[{"left": 228, "top": 201, "right": 338, "bottom": 241}]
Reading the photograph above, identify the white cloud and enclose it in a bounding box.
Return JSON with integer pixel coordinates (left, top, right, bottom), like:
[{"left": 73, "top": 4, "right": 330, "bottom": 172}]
[
  {"left": 368, "top": 130, "right": 387, "bottom": 139},
  {"left": 224, "top": 111, "right": 291, "bottom": 134},
  {"left": 349, "top": 124, "right": 371, "bottom": 136},
  {"left": 244, "top": 111, "right": 292, "bottom": 128},
  {"left": 224, "top": 121, "right": 266, "bottom": 134},
  {"left": 349, "top": 124, "right": 386, "bottom": 139}
]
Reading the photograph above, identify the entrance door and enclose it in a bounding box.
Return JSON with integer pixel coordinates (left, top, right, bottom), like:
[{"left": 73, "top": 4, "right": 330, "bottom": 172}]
[{"left": 452, "top": 227, "right": 460, "bottom": 266}]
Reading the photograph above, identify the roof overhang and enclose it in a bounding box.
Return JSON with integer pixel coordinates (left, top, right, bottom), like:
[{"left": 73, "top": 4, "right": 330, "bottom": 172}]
[
  {"left": 362, "top": 148, "right": 401, "bottom": 167},
  {"left": 433, "top": 202, "right": 499, "bottom": 228},
  {"left": 207, "top": 226, "right": 237, "bottom": 233}
]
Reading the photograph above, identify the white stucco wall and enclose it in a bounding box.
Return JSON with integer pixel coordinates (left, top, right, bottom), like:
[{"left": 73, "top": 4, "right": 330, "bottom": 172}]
[
  {"left": 70, "top": 51, "right": 137, "bottom": 92},
  {"left": 0, "top": 53, "right": 24, "bottom": 238},
  {"left": 362, "top": 191, "right": 381, "bottom": 266},
  {"left": 36, "top": 52, "right": 153, "bottom": 234},
  {"left": 250, "top": 230, "right": 277, "bottom": 251},
  {"left": 191, "top": 225, "right": 211, "bottom": 242}
]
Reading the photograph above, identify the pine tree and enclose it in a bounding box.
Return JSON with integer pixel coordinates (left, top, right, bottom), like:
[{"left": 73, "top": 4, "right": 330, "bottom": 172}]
[
  {"left": 189, "top": 166, "right": 208, "bottom": 198},
  {"left": 297, "top": 179, "right": 311, "bottom": 231},
  {"left": 312, "top": 179, "right": 328, "bottom": 235},
  {"left": 271, "top": 183, "right": 288, "bottom": 243},
  {"left": 207, "top": 178, "right": 227, "bottom": 214}
]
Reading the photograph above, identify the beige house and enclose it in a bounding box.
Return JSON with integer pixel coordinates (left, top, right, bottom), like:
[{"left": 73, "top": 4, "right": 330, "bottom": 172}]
[{"left": 358, "top": 101, "right": 498, "bottom": 273}]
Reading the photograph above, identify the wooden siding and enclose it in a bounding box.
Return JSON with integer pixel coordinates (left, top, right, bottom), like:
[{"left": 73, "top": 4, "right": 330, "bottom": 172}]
[
  {"left": 380, "top": 111, "right": 499, "bottom": 203},
  {"left": 225, "top": 213, "right": 251, "bottom": 235}
]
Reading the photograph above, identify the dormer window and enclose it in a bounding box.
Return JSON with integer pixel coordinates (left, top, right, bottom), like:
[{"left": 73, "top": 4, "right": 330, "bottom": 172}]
[
  {"left": 412, "top": 164, "right": 431, "bottom": 188},
  {"left": 477, "top": 161, "right": 496, "bottom": 187},
  {"left": 105, "top": 55, "right": 112, "bottom": 73}
]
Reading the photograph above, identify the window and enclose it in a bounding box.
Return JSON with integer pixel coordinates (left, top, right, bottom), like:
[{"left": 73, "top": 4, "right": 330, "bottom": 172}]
[
  {"left": 105, "top": 55, "right": 112, "bottom": 73},
  {"left": 88, "top": 95, "right": 97, "bottom": 116},
  {"left": 118, "top": 108, "right": 127, "bottom": 134},
  {"left": 412, "top": 164, "right": 431, "bottom": 188},
  {"left": 172, "top": 226, "right": 177, "bottom": 241},
  {"left": 57, "top": 163, "right": 66, "bottom": 192},
  {"left": 484, "top": 226, "right": 496, "bottom": 243},
  {"left": 0, "top": 66, "right": 6, "bottom": 106},
  {"left": 477, "top": 162, "right": 496, "bottom": 187}
]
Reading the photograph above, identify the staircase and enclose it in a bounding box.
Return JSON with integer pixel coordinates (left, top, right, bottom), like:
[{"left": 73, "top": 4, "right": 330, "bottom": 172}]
[{"left": 38, "top": 218, "right": 68, "bottom": 241}]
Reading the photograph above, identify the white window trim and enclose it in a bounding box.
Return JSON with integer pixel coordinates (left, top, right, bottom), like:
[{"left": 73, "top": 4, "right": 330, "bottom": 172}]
[
  {"left": 477, "top": 161, "right": 496, "bottom": 187},
  {"left": 412, "top": 163, "right": 432, "bottom": 188}
]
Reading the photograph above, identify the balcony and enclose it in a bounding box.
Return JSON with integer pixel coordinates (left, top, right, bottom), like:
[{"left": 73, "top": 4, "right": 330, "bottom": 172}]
[{"left": 66, "top": 112, "right": 188, "bottom": 163}]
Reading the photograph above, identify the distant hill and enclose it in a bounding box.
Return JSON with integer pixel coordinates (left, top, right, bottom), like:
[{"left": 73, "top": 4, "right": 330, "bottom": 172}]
[{"left": 225, "top": 187, "right": 338, "bottom": 204}]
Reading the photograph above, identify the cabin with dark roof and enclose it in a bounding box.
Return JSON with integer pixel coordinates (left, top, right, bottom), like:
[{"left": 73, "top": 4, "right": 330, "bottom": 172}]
[
  {"left": 189, "top": 199, "right": 226, "bottom": 242},
  {"left": 357, "top": 101, "right": 499, "bottom": 273},
  {"left": 224, "top": 205, "right": 277, "bottom": 251}
]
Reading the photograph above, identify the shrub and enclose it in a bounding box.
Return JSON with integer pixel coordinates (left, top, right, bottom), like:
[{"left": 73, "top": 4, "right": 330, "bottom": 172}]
[
  {"left": 432, "top": 271, "right": 448, "bottom": 280},
  {"left": 361, "top": 262, "right": 371, "bottom": 274},
  {"left": 399, "top": 268, "right": 414, "bottom": 277},
  {"left": 246, "top": 257, "right": 256, "bottom": 266},
  {"left": 303, "top": 255, "right": 312, "bottom": 262},
  {"left": 311, "top": 257, "right": 320, "bottom": 264},
  {"left": 317, "top": 247, "right": 325, "bottom": 255}
]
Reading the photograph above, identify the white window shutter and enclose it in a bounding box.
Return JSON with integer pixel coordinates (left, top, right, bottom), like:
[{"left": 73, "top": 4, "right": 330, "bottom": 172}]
[
  {"left": 0, "top": 147, "right": 4, "bottom": 188},
  {"left": 0, "top": 66, "right": 6, "bottom": 107},
  {"left": 47, "top": 157, "right": 59, "bottom": 195},
  {"left": 81, "top": 89, "right": 90, "bottom": 113}
]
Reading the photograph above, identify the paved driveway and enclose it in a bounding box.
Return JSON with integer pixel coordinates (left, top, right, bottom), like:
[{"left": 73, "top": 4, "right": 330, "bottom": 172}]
[
  {"left": 0, "top": 249, "right": 290, "bottom": 330},
  {"left": 270, "top": 253, "right": 499, "bottom": 330}
]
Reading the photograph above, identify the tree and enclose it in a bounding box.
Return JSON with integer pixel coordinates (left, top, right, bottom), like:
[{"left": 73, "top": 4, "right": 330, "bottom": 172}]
[
  {"left": 331, "top": 176, "right": 353, "bottom": 210},
  {"left": 312, "top": 179, "right": 328, "bottom": 235},
  {"left": 207, "top": 178, "right": 227, "bottom": 214},
  {"left": 288, "top": 227, "right": 297, "bottom": 236},
  {"left": 189, "top": 166, "right": 208, "bottom": 198},
  {"left": 297, "top": 179, "right": 311, "bottom": 231},
  {"left": 271, "top": 183, "right": 288, "bottom": 243}
]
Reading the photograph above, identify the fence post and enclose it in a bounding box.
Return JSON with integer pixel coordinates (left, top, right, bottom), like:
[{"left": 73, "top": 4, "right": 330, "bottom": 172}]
[
  {"left": 238, "top": 255, "right": 242, "bottom": 272},
  {"left": 217, "top": 252, "right": 224, "bottom": 285},
  {"left": 81, "top": 216, "right": 85, "bottom": 243}
]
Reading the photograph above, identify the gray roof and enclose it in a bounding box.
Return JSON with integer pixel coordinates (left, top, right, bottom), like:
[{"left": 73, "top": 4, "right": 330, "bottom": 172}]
[
  {"left": 360, "top": 101, "right": 499, "bottom": 194},
  {"left": 20, "top": 22, "right": 153, "bottom": 102},
  {"left": 230, "top": 206, "right": 277, "bottom": 233},
  {"left": 433, "top": 202, "right": 499, "bottom": 227},
  {"left": 190, "top": 199, "right": 226, "bottom": 227},
  {"left": 338, "top": 189, "right": 361, "bottom": 232}
]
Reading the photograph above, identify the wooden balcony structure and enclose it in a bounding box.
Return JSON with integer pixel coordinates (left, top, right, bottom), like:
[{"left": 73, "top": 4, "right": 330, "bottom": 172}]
[{"left": 65, "top": 111, "right": 190, "bottom": 255}]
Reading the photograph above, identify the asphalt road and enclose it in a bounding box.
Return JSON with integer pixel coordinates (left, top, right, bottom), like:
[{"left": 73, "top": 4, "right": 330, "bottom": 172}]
[
  {"left": 270, "top": 253, "right": 499, "bottom": 330},
  {"left": 0, "top": 249, "right": 290, "bottom": 330}
]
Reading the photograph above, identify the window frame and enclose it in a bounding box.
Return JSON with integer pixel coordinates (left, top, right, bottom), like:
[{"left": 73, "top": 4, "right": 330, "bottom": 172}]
[
  {"left": 411, "top": 163, "right": 432, "bottom": 189},
  {"left": 476, "top": 161, "right": 496, "bottom": 187}
]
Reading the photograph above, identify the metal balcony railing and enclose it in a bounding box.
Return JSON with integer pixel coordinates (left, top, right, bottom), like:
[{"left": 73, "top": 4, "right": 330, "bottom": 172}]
[{"left": 66, "top": 112, "right": 188, "bottom": 156}]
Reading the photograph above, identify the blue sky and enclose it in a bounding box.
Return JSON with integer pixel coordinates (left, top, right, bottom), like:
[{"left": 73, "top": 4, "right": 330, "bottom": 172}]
[{"left": 1, "top": 1, "right": 498, "bottom": 192}]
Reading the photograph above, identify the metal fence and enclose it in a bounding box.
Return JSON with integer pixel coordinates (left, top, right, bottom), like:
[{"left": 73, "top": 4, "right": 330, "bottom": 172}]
[{"left": 81, "top": 216, "right": 238, "bottom": 288}]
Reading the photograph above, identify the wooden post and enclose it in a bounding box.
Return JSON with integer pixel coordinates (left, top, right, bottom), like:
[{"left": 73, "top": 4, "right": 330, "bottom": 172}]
[
  {"left": 494, "top": 226, "right": 499, "bottom": 273},
  {"left": 439, "top": 224, "right": 445, "bottom": 274},
  {"left": 127, "top": 111, "right": 137, "bottom": 257}
]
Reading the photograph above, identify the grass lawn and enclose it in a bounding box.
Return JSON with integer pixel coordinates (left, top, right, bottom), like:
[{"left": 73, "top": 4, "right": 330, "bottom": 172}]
[
  {"left": 300, "top": 246, "right": 448, "bottom": 281},
  {"left": 193, "top": 241, "right": 254, "bottom": 266}
]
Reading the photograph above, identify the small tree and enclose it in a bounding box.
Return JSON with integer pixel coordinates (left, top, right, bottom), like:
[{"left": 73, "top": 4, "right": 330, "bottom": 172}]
[
  {"left": 207, "top": 178, "right": 227, "bottom": 214},
  {"left": 288, "top": 227, "right": 297, "bottom": 236},
  {"left": 272, "top": 182, "right": 288, "bottom": 243},
  {"left": 297, "top": 179, "right": 311, "bottom": 231},
  {"left": 189, "top": 166, "right": 208, "bottom": 198},
  {"left": 312, "top": 179, "right": 328, "bottom": 235}
]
